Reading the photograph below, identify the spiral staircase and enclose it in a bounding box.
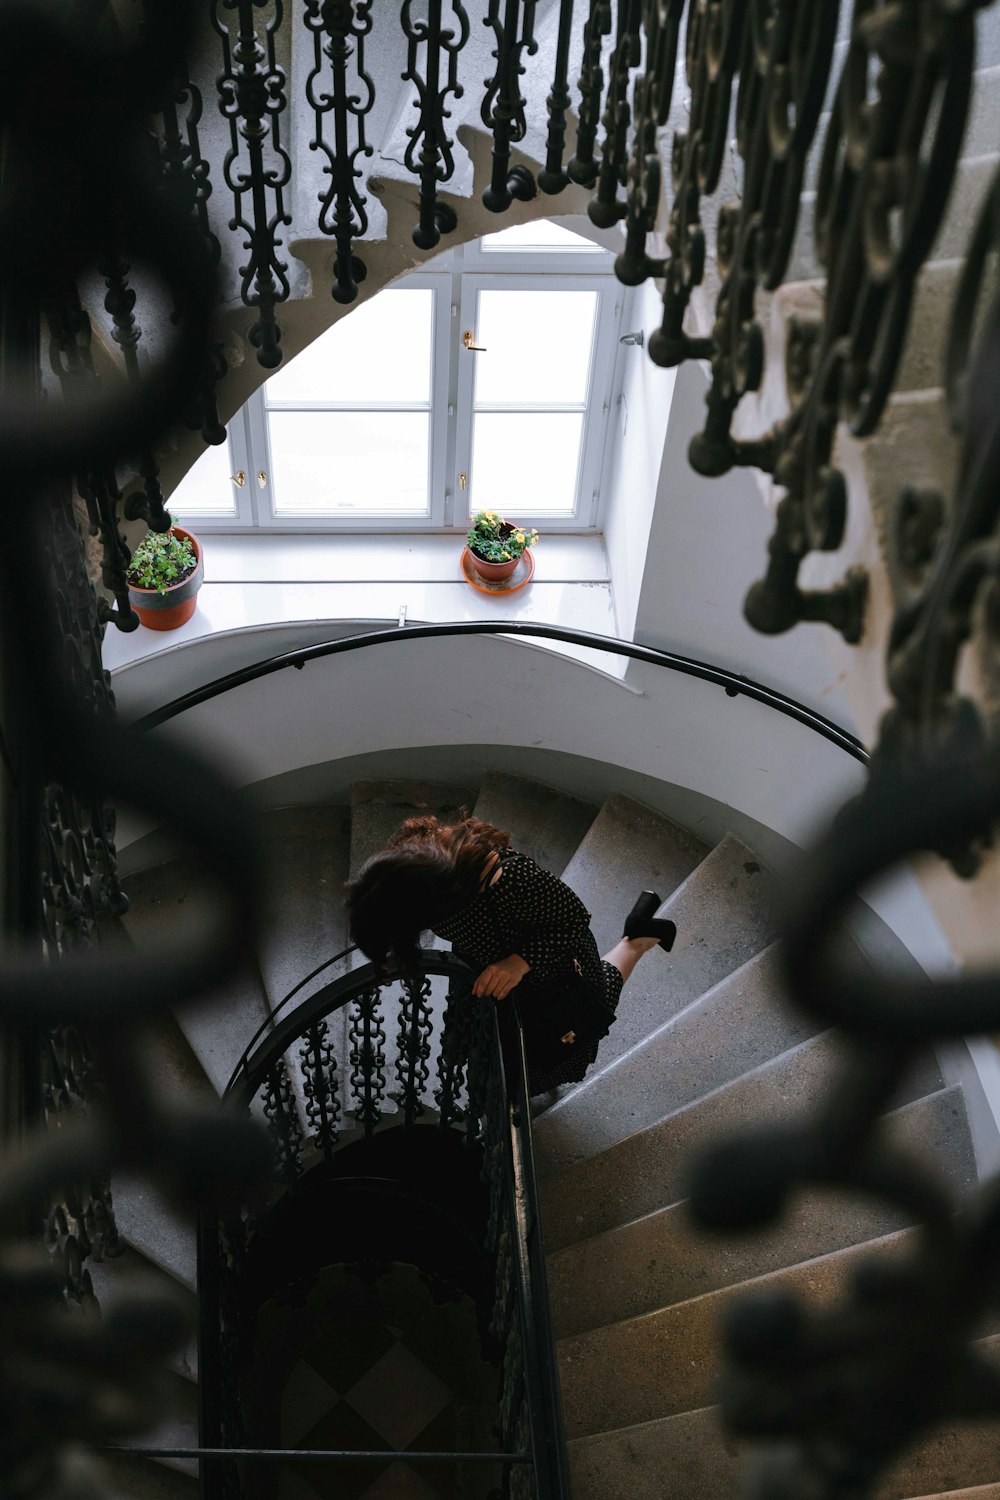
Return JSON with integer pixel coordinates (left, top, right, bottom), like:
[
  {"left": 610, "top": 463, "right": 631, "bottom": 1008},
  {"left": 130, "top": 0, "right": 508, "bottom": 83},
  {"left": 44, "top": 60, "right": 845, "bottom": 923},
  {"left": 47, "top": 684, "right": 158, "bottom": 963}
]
[{"left": 92, "top": 769, "right": 992, "bottom": 1500}]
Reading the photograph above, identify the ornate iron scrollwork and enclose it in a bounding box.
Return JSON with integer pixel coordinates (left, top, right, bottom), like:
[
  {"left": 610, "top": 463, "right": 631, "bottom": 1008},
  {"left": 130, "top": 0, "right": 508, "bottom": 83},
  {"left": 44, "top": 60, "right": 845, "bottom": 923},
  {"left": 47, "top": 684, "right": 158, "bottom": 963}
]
[
  {"left": 568, "top": 0, "right": 613, "bottom": 188},
  {"left": 304, "top": 0, "right": 375, "bottom": 305},
  {"left": 480, "top": 0, "right": 540, "bottom": 212},
  {"left": 348, "top": 982, "right": 388, "bottom": 1137},
  {"left": 873, "top": 161, "right": 1000, "bottom": 868},
  {"left": 214, "top": 0, "right": 293, "bottom": 368},
  {"left": 392, "top": 970, "right": 434, "bottom": 1125},
  {"left": 300, "top": 1019, "right": 343, "bottom": 1160},
  {"left": 401, "top": 0, "right": 470, "bottom": 249}
]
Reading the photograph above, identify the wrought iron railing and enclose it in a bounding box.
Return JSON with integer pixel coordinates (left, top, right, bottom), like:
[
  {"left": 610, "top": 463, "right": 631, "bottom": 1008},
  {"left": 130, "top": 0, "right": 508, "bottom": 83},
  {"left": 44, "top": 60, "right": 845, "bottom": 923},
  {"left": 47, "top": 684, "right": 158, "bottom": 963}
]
[
  {"left": 5, "top": 2, "right": 1000, "bottom": 1498},
  {"left": 195, "top": 949, "right": 569, "bottom": 1500}
]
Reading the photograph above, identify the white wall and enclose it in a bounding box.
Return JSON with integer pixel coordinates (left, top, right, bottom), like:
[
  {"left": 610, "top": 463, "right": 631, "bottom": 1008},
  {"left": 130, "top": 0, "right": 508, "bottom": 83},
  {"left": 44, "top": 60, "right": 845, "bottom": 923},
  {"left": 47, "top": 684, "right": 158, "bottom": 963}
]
[
  {"left": 602, "top": 280, "right": 677, "bottom": 640},
  {"left": 624, "top": 360, "right": 859, "bottom": 734}
]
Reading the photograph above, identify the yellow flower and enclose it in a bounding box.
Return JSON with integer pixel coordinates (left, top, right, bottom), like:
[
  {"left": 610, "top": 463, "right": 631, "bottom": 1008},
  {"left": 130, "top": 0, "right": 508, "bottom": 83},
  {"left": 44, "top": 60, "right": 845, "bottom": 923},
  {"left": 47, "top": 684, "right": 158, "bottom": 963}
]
[
  {"left": 515, "top": 532, "right": 524, "bottom": 544},
  {"left": 500, "top": 550, "right": 510, "bottom": 560}
]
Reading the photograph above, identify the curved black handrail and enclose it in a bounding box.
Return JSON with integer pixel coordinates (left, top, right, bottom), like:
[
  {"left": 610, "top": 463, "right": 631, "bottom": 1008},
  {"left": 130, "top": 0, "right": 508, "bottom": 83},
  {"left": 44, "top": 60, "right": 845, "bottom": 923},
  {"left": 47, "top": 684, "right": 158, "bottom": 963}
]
[{"left": 132, "top": 619, "right": 870, "bottom": 766}]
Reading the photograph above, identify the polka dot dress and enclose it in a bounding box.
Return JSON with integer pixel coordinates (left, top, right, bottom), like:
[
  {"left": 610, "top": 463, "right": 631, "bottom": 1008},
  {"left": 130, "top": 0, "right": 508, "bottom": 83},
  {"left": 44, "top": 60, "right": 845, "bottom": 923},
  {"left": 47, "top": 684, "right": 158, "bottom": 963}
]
[{"left": 432, "top": 850, "right": 624, "bottom": 1092}]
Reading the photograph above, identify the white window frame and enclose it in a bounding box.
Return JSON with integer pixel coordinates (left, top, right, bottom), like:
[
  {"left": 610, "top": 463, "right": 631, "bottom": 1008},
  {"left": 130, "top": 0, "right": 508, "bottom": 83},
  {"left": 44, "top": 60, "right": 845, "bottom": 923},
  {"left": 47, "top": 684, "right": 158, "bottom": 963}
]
[
  {"left": 455, "top": 272, "right": 622, "bottom": 530},
  {"left": 171, "top": 232, "right": 627, "bottom": 535}
]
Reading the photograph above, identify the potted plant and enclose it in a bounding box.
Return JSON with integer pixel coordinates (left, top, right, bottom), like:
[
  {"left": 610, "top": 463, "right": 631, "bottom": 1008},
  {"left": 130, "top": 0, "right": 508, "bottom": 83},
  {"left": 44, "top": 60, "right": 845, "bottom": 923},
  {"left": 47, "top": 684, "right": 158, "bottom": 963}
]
[
  {"left": 466, "top": 511, "right": 539, "bottom": 583},
  {"left": 126, "top": 518, "right": 204, "bottom": 630}
]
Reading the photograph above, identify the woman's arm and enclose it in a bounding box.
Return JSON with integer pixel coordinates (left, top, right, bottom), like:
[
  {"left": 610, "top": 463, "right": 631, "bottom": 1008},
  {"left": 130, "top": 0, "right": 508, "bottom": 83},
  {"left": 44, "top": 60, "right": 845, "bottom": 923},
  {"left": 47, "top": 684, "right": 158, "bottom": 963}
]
[{"left": 492, "top": 856, "right": 592, "bottom": 983}]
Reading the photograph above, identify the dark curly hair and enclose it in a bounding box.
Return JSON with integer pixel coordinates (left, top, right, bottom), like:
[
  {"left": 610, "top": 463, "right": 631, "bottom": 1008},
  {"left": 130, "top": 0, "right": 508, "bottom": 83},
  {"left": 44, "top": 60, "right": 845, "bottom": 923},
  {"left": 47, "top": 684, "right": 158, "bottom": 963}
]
[{"left": 344, "top": 813, "right": 511, "bottom": 973}]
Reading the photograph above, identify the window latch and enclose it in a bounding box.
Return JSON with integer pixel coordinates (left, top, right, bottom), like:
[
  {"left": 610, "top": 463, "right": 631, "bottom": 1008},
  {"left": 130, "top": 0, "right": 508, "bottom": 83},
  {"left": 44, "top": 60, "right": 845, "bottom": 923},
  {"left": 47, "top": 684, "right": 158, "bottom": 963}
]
[
  {"left": 463, "top": 329, "right": 486, "bottom": 352},
  {"left": 230, "top": 470, "right": 246, "bottom": 488}
]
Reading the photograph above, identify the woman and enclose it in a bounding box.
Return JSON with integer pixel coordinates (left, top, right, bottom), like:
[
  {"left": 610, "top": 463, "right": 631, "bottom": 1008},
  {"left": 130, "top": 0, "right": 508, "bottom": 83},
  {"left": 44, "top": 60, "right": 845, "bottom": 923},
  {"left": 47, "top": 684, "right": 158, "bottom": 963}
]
[{"left": 344, "top": 812, "right": 676, "bottom": 1094}]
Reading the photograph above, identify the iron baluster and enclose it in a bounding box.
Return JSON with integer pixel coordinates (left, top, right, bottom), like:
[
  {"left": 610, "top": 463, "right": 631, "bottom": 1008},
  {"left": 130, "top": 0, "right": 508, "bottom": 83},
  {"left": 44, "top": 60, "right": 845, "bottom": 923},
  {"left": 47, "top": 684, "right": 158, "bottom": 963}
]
[
  {"left": 481, "top": 0, "right": 540, "bottom": 212},
  {"left": 153, "top": 63, "right": 229, "bottom": 445},
  {"left": 537, "top": 0, "right": 577, "bottom": 194},
  {"left": 738, "top": 0, "right": 974, "bottom": 643},
  {"left": 43, "top": 289, "right": 140, "bottom": 633},
  {"left": 99, "top": 252, "right": 171, "bottom": 536},
  {"left": 392, "top": 970, "right": 434, "bottom": 1126},
  {"left": 348, "top": 982, "right": 387, "bottom": 1138},
  {"left": 647, "top": 0, "right": 744, "bottom": 370},
  {"left": 402, "top": 0, "right": 470, "bottom": 249},
  {"left": 870, "top": 162, "right": 1000, "bottom": 872},
  {"left": 304, "top": 0, "right": 375, "bottom": 305},
  {"left": 434, "top": 978, "right": 473, "bottom": 1128},
  {"left": 567, "top": 0, "right": 613, "bottom": 187},
  {"left": 686, "top": 0, "right": 840, "bottom": 474},
  {"left": 588, "top": 0, "right": 641, "bottom": 229},
  {"left": 214, "top": 0, "right": 292, "bottom": 368},
  {"left": 260, "top": 1056, "right": 305, "bottom": 1185},
  {"left": 299, "top": 1019, "right": 342, "bottom": 1160},
  {"left": 613, "top": 0, "right": 687, "bottom": 287}
]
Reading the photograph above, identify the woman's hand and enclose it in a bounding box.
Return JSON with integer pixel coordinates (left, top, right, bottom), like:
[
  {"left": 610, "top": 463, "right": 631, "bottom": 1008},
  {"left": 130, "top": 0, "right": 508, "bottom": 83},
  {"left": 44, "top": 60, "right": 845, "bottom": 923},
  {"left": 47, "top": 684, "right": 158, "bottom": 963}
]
[{"left": 473, "top": 953, "right": 530, "bottom": 999}]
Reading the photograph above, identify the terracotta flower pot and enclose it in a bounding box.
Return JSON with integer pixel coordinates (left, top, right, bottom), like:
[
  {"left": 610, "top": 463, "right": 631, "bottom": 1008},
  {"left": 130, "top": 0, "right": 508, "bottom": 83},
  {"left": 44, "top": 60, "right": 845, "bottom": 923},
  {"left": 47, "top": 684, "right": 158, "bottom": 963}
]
[
  {"left": 469, "top": 548, "right": 520, "bottom": 583},
  {"left": 127, "top": 525, "right": 205, "bottom": 631}
]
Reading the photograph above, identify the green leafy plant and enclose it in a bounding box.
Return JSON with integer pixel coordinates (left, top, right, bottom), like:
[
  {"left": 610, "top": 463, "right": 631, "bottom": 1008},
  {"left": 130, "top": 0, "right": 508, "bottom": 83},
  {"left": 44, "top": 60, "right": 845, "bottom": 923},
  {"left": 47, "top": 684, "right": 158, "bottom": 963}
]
[
  {"left": 126, "top": 522, "right": 198, "bottom": 596},
  {"left": 467, "top": 510, "right": 539, "bottom": 563}
]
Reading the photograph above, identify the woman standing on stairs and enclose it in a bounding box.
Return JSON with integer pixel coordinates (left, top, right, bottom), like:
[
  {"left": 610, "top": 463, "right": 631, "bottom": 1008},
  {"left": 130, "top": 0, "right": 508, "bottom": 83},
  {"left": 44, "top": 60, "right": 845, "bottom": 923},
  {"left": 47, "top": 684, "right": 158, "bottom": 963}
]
[{"left": 345, "top": 813, "right": 675, "bottom": 1094}]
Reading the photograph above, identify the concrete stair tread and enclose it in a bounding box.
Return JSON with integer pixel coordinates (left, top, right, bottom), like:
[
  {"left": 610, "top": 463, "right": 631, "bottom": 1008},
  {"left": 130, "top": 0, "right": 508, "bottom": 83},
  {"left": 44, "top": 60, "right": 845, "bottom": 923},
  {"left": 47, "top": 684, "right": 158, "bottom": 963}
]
[
  {"left": 564, "top": 830, "right": 783, "bottom": 1085},
  {"left": 547, "top": 1083, "right": 976, "bottom": 1337},
  {"left": 471, "top": 770, "right": 598, "bottom": 876},
  {"left": 88, "top": 1243, "right": 199, "bottom": 1382},
  {"left": 348, "top": 779, "right": 480, "bottom": 877},
  {"left": 113, "top": 1177, "right": 197, "bottom": 1291},
  {"left": 558, "top": 1228, "right": 913, "bottom": 1438},
  {"left": 538, "top": 1030, "right": 943, "bottom": 1244},
  {"left": 128, "top": 1368, "right": 200, "bottom": 1478},
  {"left": 557, "top": 793, "right": 710, "bottom": 960},
  {"left": 120, "top": 856, "right": 274, "bottom": 1095},
  {"left": 533, "top": 939, "right": 817, "bottom": 1175},
  {"left": 567, "top": 1389, "right": 1000, "bottom": 1500},
  {"left": 256, "top": 803, "right": 353, "bottom": 1010}
]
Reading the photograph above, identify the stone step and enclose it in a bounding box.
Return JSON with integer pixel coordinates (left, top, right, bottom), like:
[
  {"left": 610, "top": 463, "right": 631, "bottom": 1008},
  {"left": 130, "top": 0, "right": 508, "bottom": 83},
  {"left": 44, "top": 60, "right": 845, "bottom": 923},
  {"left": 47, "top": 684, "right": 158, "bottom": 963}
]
[
  {"left": 547, "top": 1084, "right": 975, "bottom": 1337},
  {"left": 348, "top": 779, "right": 480, "bottom": 879},
  {"left": 904, "top": 1488, "right": 1000, "bottom": 1500},
  {"left": 556, "top": 793, "right": 709, "bottom": 961},
  {"left": 789, "top": 153, "right": 998, "bottom": 285},
  {"left": 255, "top": 803, "right": 354, "bottom": 1124},
  {"left": 533, "top": 939, "right": 813, "bottom": 1177},
  {"left": 568, "top": 1404, "right": 741, "bottom": 1500},
  {"left": 88, "top": 1243, "right": 199, "bottom": 1383},
  {"left": 859, "top": 391, "right": 962, "bottom": 532},
  {"left": 568, "top": 1389, "right": 1000, "bottom": 1500},
  {"left": 112, "top": 1177, "right": 197, "bottom": 1292},
  {"left": 127, "top": 1368, "right": 200, "bottom": 1479},
  {"left": 558, "top": 1229, "right": 912, "bottom": 1439},
  {"left": 102, "top": 1450, "right": 201, "bottom": 1500},
  {"left": 472, "top": 771, "right": 598, "bottom": 876},
  {"left": 256, "top": 803, "right": 353, "bottom": 1012},
  {"left": 538, "top": 1030, "right": 943, "bottom": 1245},
  {"left": 120, "top": 856, "right": 273, "bottom": 1096}
]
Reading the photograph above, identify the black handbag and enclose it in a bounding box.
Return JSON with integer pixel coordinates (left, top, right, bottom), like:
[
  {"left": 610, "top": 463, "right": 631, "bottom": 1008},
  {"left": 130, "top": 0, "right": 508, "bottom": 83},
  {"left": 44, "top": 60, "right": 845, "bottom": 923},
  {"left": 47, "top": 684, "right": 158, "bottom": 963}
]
[{"left": 515, "top": 955, "right": 616, "bottom": 1074}]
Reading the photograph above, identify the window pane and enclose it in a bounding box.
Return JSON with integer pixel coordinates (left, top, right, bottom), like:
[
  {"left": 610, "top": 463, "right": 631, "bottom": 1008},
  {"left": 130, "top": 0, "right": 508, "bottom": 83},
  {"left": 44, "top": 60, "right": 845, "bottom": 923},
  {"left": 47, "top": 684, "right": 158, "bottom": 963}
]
[
  {"left": 265, "top": 289, "right": 434, "bottom": 406},
  {"left": 481, "top": 220, "right": 603, "bottom": 252},
  {"left": 269, "top": 411, "right": 429, "bottom": 514},
  {"left": 474, "top": 290, "right": 596, "bottom": 406},
  {"left": 168, "top": 435, "right": 237, "bottom": 516},
  {"left": 470, "top": 412, "right": 583, "bottom": 515}
]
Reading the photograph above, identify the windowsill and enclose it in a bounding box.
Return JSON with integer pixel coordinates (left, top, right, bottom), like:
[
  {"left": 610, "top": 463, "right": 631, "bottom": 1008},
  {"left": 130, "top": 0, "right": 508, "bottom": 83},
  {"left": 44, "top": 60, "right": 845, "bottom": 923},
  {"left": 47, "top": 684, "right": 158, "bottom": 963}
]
[{"left": 102, "top": 533, "right": 629, "bottom": 696}]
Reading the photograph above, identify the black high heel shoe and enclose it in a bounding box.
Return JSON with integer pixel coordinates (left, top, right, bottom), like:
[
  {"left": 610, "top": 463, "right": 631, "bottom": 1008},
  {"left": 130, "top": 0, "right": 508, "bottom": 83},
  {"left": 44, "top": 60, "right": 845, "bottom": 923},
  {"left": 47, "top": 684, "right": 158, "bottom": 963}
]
[{"left": 623, "top": 890, "right": 676, "bottom": 952}]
